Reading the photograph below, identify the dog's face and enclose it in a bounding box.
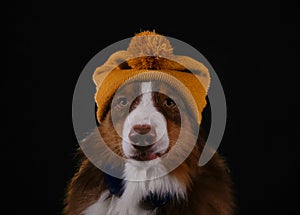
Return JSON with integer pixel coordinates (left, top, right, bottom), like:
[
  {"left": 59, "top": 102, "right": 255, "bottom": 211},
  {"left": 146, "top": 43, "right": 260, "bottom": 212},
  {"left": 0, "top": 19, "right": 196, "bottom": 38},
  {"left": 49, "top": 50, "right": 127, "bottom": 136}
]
[{"left": 101, "top": 81, "right": 197, "bottom": 162}]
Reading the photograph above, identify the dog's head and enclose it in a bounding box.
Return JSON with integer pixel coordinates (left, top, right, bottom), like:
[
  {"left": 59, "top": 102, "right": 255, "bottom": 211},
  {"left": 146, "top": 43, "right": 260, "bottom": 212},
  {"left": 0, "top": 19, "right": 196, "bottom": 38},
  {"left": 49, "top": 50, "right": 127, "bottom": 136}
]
[{"left": 94, "top": 31, "right": 210, "bottom": 166}]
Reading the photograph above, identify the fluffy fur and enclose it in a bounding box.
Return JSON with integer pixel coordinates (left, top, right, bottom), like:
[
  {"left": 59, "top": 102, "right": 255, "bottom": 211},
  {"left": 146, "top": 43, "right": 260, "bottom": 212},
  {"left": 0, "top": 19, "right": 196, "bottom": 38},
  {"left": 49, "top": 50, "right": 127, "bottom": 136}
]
[
  {"left": 64, "top": 92, "right": 235, "bottom": 214},
  {"left": 64, "top": 31, "right": 234, "bottom": 215},
  {"left": 64, "top": 126, "right": 234, "bottom": 214}
]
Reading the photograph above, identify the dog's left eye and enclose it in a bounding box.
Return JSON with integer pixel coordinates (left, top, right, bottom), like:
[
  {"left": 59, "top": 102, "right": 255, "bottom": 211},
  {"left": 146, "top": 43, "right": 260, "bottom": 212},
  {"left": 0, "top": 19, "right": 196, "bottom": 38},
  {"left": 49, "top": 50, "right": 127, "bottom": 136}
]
[
  {"left": 164, "top": 98, "right": 177, "bottom": 109},
  {"left": 116, "top": 97, "right": 129, "bottom": 108}
]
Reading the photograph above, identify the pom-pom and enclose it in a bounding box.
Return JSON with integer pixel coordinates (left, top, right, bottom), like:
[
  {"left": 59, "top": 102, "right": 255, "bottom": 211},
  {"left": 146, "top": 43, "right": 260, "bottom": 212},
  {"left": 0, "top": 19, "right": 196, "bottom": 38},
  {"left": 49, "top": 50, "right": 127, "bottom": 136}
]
[{"left": 126, "top": 30, "right": 176, "bottom": 70}]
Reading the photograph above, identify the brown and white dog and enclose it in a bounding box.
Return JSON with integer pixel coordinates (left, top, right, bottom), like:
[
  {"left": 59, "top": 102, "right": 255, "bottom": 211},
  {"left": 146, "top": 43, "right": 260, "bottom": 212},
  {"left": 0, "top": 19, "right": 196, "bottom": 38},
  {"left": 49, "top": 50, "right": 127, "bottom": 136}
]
[{"left": 64, "top": 32, "right": 234, "bottom": 215}]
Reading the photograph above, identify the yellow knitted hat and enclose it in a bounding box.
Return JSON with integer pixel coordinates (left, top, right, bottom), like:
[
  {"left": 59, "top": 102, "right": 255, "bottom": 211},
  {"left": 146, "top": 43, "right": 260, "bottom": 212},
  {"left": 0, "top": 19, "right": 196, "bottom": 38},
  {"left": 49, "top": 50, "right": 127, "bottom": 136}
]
[{"left": 93, "top": 31, "right": 210, "bottom": 124}]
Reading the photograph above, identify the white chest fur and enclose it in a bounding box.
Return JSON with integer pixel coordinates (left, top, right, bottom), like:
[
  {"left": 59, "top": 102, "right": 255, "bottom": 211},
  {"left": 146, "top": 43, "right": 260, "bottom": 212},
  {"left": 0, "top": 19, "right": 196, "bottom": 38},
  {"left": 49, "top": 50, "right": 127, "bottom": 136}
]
[{"left": 83, "top": 159, "right": 186, "bottom": 215}]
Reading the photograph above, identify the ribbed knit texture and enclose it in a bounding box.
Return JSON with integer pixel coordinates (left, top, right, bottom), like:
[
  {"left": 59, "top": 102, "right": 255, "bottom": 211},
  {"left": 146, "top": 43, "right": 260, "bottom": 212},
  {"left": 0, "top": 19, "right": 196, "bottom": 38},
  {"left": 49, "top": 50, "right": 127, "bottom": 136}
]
[{"left": 93, "top": 31, "right": 210, "bottom": 124}]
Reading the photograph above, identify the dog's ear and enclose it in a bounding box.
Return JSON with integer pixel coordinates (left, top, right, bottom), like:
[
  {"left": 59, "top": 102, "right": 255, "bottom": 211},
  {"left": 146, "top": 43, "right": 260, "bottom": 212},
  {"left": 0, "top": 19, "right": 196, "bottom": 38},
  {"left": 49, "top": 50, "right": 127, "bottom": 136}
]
[
  {"left": 93, "top": 50, "right": 131, "bottom": 90},
  {"left": 173, "top": 55, "right": 210, "bottom": 94}
]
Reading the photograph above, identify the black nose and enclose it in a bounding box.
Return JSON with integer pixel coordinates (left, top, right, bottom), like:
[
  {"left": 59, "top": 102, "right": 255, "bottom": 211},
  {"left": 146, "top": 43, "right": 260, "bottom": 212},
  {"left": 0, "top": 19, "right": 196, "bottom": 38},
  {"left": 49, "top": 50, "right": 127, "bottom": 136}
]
[{"left": 129, "top": 124, "right": 156, "bottom": 150}]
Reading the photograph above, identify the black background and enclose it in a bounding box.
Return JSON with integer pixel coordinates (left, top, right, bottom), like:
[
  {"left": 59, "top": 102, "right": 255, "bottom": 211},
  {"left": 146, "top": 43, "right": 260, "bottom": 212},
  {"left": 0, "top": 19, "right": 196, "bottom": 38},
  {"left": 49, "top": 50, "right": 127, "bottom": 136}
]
[{"left": 6, "top": 1, "right": 299, "bottom": 214}]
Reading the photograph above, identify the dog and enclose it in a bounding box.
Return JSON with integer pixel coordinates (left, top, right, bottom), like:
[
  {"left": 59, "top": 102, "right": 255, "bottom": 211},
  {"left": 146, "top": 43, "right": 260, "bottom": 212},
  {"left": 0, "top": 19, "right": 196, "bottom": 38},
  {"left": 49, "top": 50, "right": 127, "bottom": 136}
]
[{"left": 64, "top": 31, "right": 234, "bottom": 215}]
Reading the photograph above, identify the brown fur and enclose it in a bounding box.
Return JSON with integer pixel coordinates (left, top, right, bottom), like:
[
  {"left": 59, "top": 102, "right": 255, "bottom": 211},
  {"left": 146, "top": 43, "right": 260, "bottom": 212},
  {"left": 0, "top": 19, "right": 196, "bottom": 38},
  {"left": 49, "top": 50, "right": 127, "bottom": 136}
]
[
  {"left": 64, "top": 108, "right": 234, "bottom": 215},
  {"left": 65, "top": 47, "right": 234, "bottom": 214},
  {"left": 64, "top": 154, "right": 106, "bottom": 215}
]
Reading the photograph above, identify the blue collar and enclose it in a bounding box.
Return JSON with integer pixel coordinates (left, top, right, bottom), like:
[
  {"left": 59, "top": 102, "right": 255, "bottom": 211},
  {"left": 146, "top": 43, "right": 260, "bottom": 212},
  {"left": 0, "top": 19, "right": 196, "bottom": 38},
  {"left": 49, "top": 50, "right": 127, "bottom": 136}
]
[{"left": 103, "top": 173, "right": 171, "bottom": 207}]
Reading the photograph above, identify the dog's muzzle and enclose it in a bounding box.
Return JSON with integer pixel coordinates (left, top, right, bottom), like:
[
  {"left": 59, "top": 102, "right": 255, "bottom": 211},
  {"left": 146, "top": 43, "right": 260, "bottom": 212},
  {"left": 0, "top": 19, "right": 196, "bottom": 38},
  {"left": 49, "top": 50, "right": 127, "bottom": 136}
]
[{"left": 128, "top": 124, "right": 157, "bottom": 151}]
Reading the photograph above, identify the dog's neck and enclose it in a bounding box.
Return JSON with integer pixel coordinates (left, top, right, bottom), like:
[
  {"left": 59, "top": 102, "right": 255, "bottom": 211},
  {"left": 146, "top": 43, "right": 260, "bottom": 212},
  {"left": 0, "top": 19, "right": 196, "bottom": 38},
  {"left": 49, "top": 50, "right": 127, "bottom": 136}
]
[
  {"left": 103, "top": 159, "right": 187, "bottom": 213},
  {"left": 103, "top": 172, "right": 172, "bottom": 208}
]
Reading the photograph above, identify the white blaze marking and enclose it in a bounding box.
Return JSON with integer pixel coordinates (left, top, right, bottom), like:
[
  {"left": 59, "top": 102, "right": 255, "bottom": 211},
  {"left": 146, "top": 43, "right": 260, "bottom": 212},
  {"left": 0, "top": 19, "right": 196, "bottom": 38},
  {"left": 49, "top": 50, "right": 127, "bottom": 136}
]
[
  {"left": 130, "top": 82, "right": 156, "bottom": 124},
  {"left": 122, "top": 82, "right": 169, "bottom": 159},
  {"left": 140, "top": 82, "right": 153, "bottom": 106}
]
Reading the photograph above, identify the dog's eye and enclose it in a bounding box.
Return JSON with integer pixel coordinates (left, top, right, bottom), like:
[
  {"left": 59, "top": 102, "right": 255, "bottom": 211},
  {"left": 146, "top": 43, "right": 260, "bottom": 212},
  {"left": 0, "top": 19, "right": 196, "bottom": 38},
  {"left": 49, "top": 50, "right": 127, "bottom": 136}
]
[
  {"left": 164, "top": 98, "right": 176, "bottom": 108},
  {"left": 116, "top": 97, "right": 129, "bottom": 108}
]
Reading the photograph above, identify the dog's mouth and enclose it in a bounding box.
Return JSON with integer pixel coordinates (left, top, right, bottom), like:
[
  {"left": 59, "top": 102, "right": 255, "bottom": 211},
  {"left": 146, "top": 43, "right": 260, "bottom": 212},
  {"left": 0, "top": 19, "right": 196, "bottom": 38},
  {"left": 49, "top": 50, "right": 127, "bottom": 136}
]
[
  {"left": 130, "top": 150, "right": 167, "bottom": 161},
  {"left": 129, "top": 143, "right": 168, "bottom": 161}
]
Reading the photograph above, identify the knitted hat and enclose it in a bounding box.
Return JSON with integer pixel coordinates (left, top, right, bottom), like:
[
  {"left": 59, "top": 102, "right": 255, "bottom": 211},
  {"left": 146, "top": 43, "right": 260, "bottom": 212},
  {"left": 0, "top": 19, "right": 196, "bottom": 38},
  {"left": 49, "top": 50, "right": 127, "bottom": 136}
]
[{"left": 93, "top": 31, "right": 210, "bottom": 124}]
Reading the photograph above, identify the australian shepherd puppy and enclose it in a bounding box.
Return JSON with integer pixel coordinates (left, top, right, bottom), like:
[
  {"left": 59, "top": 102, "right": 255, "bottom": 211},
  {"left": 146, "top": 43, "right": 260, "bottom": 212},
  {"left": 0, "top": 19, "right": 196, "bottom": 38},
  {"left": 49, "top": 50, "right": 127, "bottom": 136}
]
[{"left": 64, "top": 77, "right": 234, "bottom": 214}]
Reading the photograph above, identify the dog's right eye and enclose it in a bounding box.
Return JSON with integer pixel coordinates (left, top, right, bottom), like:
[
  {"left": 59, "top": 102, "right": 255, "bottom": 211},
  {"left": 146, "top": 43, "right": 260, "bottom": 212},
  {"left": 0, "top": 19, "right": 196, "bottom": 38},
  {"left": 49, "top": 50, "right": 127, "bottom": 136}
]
[{"left": 116, "top": 97, "right": 129, "bottom": 108}]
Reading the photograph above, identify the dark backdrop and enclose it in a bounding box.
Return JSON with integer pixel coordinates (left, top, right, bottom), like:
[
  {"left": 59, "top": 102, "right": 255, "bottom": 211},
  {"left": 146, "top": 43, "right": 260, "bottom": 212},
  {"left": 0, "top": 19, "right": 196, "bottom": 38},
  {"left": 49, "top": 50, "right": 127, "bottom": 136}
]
[{"left": 6, "top": 1, "right": 299, "bottom": 214}]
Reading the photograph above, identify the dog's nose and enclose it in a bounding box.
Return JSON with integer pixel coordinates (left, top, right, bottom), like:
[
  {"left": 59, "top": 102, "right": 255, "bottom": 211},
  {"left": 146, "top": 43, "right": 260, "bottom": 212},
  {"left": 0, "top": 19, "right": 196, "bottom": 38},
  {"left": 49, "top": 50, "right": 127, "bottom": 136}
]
[
  {"left": 129, "top": 124, "right": 156, "bottom": 150},
  {"left": 133, "top": 124, "right": 151, "bottom": 134}
]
